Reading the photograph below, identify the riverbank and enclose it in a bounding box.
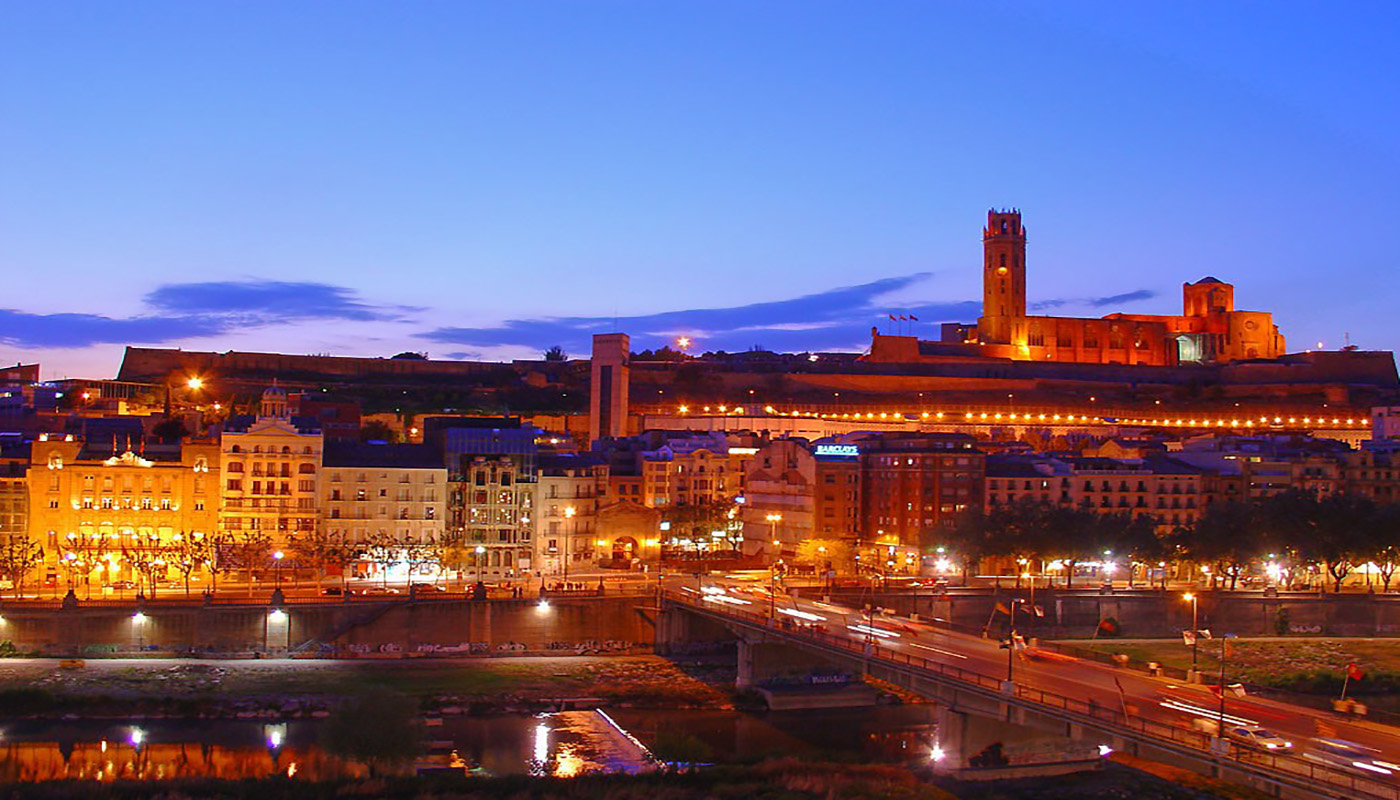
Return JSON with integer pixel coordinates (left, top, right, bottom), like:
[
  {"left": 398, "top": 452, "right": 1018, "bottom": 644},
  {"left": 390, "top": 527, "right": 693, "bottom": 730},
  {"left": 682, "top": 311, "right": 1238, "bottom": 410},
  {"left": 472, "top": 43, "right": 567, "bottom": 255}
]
[
  {"left": 1064, "top": 637, "right": 1400, "bottom": 700},
  {"left": 0, "top": 655, "right": 735, "bottom": 718}
]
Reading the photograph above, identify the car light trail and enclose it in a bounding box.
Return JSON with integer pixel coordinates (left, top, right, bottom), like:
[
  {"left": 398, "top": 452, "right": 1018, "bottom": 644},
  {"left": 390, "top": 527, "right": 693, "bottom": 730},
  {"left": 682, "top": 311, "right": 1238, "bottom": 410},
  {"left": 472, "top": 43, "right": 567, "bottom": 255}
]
[
  {"left": 1157, "top": 699, "right": 1256, "bottom": 727},
  {"left": 850, "top": 624, "right": 900, "bottom": 639},
  {"left": 777, "top": 608, "right": 826, "bottom": 622},
  {"left": 907, "top": 642, "right": 968, "bottom": 659}
]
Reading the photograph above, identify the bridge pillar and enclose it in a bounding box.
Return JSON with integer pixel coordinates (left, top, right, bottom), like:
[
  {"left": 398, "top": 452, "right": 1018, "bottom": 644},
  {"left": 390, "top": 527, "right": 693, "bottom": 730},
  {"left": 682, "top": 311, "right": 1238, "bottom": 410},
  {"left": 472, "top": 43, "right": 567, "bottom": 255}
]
[
  {"left": 655, "top": 603, "right": 738, "bottom": 655},
  {"left": 935, "top": 707, "right": 970, "bottom": 765},
  {"left": 735, "top": 636, "right": 851, "bottom": 689}
]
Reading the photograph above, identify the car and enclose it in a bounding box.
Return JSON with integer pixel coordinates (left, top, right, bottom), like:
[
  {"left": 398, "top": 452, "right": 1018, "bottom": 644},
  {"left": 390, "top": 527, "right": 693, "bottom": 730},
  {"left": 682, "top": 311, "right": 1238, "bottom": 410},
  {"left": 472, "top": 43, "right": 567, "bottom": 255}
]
[
  {"left": 411, "top": 583, "right": 446, "bottom": 593},
  {"left": 110, "top": 580, "right": 137, "bottom": 590},
  {"left": 1223, "top": 724, "right": 1293, "bottom": 752},
  {"left": 1303, "top": 738, "right": 1399, "bottom": 777},
  {"left": 321, "top": 587, "right": 343, "bottom": 596},
  {"left": 363, "top": 586, "right": 401, "bottom": 595}
]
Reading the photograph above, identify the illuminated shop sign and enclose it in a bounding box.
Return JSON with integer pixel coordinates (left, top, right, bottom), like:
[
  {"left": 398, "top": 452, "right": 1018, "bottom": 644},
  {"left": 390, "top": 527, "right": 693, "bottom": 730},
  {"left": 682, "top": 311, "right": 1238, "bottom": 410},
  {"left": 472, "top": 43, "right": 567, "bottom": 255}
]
[{"left": 814, "top": 444, "right": 860, "bottom": 458}]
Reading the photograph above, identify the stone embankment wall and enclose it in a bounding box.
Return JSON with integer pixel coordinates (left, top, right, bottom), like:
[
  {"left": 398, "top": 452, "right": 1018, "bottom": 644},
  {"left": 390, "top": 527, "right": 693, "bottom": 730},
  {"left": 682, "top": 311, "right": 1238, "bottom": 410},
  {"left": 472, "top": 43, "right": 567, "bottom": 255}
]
[{"left": 0, "top": 595, "right": 656, "bottom": 656}]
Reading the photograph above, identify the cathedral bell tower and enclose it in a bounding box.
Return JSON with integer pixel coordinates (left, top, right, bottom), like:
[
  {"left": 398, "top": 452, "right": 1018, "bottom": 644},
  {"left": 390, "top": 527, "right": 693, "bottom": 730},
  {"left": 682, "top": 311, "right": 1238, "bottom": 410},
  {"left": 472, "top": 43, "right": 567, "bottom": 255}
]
[{"left": 978, "top": 208, "right": 1027, "bottom": 345}]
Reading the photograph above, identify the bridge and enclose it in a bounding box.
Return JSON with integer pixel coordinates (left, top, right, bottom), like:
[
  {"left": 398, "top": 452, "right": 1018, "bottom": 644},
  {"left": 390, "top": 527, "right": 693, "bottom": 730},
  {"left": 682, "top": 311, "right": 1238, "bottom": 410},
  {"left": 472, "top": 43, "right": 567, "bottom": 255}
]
[{"left": 658, "top": 579, "right": 1400, "bottom": 800}]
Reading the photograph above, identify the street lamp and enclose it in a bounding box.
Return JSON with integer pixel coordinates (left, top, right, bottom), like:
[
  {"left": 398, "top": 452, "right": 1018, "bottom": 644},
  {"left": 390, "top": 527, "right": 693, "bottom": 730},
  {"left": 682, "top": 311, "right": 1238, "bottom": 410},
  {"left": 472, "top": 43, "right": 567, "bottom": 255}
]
[
  {"left": 273, "top": 550, "right": 284, "bottom": 588},
  {"left": 765, "top": 513, "right": 782, "bottom": 561},
  {"left": 563, "top": 507, "right": 576, "bottom": 579},
  {"left": 475, "top": 545, "right": 486, "bottom": 586},
  {"left": 1184, "top": 592, "right": 1199, "bottom": 677}
]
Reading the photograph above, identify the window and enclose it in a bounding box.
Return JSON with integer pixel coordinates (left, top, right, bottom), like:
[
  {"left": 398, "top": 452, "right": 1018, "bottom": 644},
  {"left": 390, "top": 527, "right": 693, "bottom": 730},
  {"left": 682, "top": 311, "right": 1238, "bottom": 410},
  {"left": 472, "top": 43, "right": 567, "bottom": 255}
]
[{"left": 227, "top": 479, "right": 242, "bottom": 492}]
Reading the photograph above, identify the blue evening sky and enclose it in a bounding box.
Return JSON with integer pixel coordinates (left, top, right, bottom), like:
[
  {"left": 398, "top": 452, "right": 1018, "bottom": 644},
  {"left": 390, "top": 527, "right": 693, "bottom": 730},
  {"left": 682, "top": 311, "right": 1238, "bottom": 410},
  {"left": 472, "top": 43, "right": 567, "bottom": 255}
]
[{"left": 2, "top": 2, "right": 1397, "bottom": 377}]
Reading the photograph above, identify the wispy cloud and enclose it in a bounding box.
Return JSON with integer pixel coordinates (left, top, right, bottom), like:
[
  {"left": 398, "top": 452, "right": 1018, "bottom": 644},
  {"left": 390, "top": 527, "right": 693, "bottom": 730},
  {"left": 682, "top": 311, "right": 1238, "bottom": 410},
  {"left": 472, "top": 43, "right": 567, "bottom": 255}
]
[
  {"left": 0, "top": 309, "right": 228, "bottom": 349},
  {"left": 419, "top": 274, "right": 981, "bottom": 354},
  {"left": 421, "top": 276, "right": 1160, "bottom": 356},
  {"left": 0, "top": 280, "right": 410, "bottom": 349},
  {"left": 1031, "top": 289, "right": 1157, "bottom": 311},
  {"left": 145, "top": 280, "right": 416, "bottom": 322}
]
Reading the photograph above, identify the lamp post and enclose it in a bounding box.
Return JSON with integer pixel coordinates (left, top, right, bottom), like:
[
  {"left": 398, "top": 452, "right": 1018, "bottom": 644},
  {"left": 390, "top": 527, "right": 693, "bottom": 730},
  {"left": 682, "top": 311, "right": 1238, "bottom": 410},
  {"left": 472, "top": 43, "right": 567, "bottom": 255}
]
[
  {"left": 562, "top": 507, "right": 576, "bottom": 579},
  {"left": 765, "top": 513, "right": 782, "bottom": 562},
  {"left": 475, "top": 544, "right": 486, "bottom": 586},
  {"left": 273, "top": 550, "right": 284, "bottom": 589},
  {"left": 1184, "top": 592, "right": 1199, "bottom": 678}
]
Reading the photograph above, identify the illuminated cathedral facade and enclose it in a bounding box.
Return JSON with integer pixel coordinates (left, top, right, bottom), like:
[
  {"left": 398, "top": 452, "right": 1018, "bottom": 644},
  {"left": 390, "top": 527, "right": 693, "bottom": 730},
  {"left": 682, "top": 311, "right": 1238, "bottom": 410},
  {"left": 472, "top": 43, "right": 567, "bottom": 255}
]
[{"left": 932, "top": 209, "right": 1286, "bottom": 366}]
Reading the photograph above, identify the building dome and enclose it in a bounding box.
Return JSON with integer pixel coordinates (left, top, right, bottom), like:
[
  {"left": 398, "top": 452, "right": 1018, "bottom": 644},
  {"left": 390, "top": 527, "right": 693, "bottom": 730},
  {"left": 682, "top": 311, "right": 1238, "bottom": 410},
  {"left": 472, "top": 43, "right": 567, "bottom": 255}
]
[
  {"left": 1194, "top": 276, "right": 1226, "bottom": 285},
  {"left": 260, "top": 385, "right": 289, "bottom": 419}
]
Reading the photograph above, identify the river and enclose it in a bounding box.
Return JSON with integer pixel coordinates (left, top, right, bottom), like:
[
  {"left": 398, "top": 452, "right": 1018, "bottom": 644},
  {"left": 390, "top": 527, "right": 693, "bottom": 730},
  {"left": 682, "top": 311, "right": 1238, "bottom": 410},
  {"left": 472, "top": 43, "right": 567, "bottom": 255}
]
[{"left": 0, "top": 705, "right": 940, "bottom": 782}]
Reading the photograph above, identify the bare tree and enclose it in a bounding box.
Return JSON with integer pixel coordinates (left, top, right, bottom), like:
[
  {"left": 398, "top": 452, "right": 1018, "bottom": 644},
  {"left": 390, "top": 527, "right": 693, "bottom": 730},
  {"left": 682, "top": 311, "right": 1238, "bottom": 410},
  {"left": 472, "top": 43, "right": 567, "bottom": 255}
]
[{"left": 0, "top": 535, "right": 44, "bottom": 598}]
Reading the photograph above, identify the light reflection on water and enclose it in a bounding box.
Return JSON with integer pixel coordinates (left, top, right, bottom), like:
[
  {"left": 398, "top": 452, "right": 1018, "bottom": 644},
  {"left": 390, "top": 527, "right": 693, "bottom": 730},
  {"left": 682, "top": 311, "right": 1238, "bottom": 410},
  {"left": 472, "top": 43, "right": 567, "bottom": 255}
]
[{"left": 0, "top": 706, "right": 936, "bottom": 783}]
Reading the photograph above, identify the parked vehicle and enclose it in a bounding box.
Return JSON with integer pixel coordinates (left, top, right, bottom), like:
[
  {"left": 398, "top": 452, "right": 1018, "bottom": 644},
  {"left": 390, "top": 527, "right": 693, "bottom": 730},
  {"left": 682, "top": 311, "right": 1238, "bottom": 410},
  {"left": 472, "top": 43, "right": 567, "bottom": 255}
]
[{"left": 109, "top": 580, "right": 137, "bottom": 590}]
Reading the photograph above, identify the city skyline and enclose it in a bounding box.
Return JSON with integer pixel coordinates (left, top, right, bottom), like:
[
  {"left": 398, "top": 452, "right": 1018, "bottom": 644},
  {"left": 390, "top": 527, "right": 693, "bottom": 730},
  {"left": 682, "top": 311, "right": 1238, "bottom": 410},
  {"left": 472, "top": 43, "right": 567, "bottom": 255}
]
[{"left": 4, "top": 2, "right": 1398, "bottom": 378}]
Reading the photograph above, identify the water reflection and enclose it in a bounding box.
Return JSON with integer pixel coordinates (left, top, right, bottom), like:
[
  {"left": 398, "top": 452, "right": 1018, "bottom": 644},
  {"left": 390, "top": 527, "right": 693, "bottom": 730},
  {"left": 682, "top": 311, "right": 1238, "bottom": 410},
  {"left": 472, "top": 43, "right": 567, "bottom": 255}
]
[{"left": 0, "top": 706, "right": 938, "bottom": 783}]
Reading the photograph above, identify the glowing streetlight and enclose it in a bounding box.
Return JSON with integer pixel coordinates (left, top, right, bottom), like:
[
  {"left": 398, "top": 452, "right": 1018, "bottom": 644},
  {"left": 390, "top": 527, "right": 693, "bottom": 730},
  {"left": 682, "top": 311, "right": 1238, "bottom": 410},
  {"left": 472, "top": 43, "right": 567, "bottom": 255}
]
[
  {"left": 186, "top": 377, "right": 203, "bottom": 390},
  {"left": 1183, "top": 592, "right": 1199, "bottom": 675}
]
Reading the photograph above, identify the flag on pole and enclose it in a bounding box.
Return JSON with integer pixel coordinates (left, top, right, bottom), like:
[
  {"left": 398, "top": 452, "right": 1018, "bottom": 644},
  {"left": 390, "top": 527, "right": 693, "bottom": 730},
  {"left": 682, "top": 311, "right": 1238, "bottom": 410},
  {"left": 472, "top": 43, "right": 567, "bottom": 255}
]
[
  {"left": 910, "top": 315, "right": 919, "bottom": 321},
  {"left": 1347, "top": 662, "right": 1365, "bottom": 681},
  {"left": 888, "top": 314, "right": 897, "bottom": 321},
  {"left": 995, "top": 601, "right": 1011, "bottom": 615},
  {"left": 1032, "top": 604, "right": 1045, "bottom": 617},
  {"left": 1182, "top": 630, "right": 1197, "bottom": 646}
]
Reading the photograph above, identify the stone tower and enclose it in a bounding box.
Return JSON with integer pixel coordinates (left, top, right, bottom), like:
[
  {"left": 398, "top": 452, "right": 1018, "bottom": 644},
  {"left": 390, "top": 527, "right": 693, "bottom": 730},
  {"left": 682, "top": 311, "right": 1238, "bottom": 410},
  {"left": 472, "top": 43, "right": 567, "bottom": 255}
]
[
  {"left": 589, "top": 333, "right": 630, "bottom": 444},
  {"left": 978, "top": 208, "right": 1027, "bottom": 345}
]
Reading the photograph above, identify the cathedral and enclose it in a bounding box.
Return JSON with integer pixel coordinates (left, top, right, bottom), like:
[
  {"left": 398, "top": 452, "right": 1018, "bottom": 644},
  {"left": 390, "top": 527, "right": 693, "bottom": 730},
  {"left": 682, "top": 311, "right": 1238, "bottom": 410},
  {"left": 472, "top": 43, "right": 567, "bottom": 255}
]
[{"left": 932, "top": 209, "right": 1286, "bottom": 367}]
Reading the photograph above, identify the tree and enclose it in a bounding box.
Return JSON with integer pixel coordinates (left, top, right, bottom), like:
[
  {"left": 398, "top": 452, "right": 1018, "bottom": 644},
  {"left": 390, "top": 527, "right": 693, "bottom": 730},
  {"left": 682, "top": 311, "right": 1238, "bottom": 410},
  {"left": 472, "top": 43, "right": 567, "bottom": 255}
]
[
  {"left": 944, "top": 508, "right": 999, "bottom": 583},
  {"left": 1310, "top": 492, "right": 1376, "bottom": 592},
  {"left": 0, "top": 536, "right": 44, "bottom": 598},
  {"left": 122, "top": 536, "right": 169, "bottom": 598},
  {"left": 668, "top": 499, "right": 736, "bottom": 550},
  {"left": 794, "top": 538, "right": 853, "bottom": 575},
  {"left": 1089, "top": 511, "right": 1164, "bottom": 588},
  {"left": 543, "top": 345, "right": 568, "bottom": 362},
  {"left": 167, "top": 531, "right": 213, "bottom": 597},
  {"left": 1180, "top": 500, "right": 1260, "bottom": 589},
  {"left": 217, "top": 531, "right": 272, "bottom": 594},
  {"left": 1370, "top": 502, "right": 1400, "bottom": 592},
  {"left": 360, "top": 420, "right": 400, "bottom": 444},
  {"left": 364, "top": 532, "right": 403, "bottom": 587},
  {"left": 289, "top": 530, "right": 357, "bottom": 591},
  {"left": 403, "top": 534, "right": 442, "bottom": 583},
  {"left": 390, "top": 351, "right": 428, "bottom": 360},
  {"left": 152, "top": 418, "right": 189, "bottom": 443}
]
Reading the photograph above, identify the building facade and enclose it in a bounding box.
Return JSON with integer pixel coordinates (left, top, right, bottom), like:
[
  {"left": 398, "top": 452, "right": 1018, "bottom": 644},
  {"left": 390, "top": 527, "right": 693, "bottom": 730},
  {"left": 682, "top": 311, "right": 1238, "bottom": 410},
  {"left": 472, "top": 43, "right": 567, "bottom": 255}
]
[{"left": 218, "top": 388, "right": 323, "bottom": 546}]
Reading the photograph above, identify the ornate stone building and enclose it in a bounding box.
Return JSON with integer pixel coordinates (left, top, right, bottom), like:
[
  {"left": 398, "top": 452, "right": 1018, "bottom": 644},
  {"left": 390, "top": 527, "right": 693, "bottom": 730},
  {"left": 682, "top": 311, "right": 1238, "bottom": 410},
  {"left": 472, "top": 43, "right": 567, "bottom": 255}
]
[
  {"left": 218, "top": 387, "right": 323, "bottom": 546},
  {"left": 944, "top": 208, "right": 1286, "bottom": 366}
]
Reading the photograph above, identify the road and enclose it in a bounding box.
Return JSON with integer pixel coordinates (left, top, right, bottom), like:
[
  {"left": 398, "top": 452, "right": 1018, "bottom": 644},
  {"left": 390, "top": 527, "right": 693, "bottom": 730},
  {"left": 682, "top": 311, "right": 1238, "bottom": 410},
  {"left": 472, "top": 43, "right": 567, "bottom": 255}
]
[{"left": 672, "top": 573, "right": 1400, "bottom": 793}]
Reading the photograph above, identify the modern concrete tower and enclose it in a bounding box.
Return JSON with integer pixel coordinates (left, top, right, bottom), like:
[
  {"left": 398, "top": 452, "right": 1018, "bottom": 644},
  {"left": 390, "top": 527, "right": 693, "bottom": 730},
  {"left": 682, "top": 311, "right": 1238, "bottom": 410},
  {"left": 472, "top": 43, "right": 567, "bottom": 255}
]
[
  {"left": 978, "top": 208, "right": 1027, "bottom": 345},
  {"left": 589, "top": 333, "right": 630, "bottom": 443}
]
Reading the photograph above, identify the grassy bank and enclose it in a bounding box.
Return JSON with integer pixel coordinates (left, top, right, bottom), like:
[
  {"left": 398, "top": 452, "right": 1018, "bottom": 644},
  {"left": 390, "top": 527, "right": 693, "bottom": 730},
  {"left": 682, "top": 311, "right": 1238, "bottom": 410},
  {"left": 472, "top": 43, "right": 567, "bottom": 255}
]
[
  {"left": 0, "top": 656, "right": 734, "bottom": 717},
  {"left": 1064, "top": 637, "right": 1400, "bottom": 700}
]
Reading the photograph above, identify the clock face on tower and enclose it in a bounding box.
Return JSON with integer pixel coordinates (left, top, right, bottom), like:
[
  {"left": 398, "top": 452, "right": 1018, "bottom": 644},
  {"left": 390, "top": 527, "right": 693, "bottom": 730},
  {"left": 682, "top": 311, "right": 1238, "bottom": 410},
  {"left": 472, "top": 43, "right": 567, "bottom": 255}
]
[{"left": 997, "top": 267, "right": 1008, "bottom": 275}]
